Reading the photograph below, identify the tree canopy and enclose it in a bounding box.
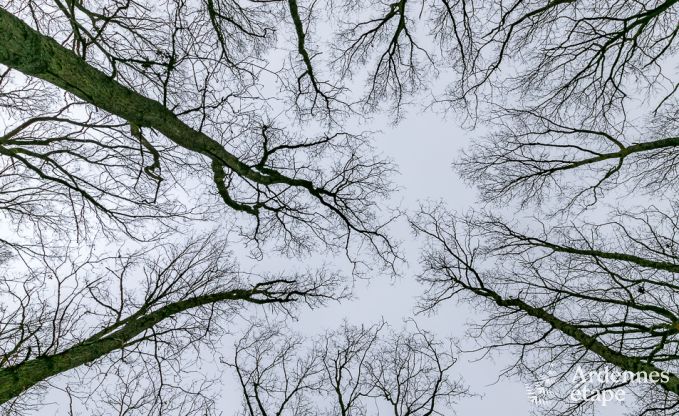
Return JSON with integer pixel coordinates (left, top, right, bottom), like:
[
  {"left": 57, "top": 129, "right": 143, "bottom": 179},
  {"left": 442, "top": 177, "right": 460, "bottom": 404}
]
[{"left": 1, "top": 0, "right": 678, "bottom": 414}]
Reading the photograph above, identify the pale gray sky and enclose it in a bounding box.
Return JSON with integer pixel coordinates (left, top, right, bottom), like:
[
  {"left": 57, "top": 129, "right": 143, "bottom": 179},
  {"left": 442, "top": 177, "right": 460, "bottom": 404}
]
[
  {"left": 211, "top": 110, "right": 626, "bottom": 415},
  {"left": 1, "top": 2, "right": 644, "bottom": 413}
]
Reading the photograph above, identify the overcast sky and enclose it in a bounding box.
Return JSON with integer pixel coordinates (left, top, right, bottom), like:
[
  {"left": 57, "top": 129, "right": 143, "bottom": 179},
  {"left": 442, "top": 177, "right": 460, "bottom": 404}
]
[
  {"left": 207, "top": 109, "right": 625, "bottom": 415},
  {"left": 1, "top": 3, "right": 644, "bottom": 413}
]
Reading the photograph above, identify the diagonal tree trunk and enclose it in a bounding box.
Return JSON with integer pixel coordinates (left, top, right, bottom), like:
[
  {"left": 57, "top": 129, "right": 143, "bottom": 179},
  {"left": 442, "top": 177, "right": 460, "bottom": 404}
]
[
  {"left": 0, "top": 284, "right": 298, "bottom": 404},
  {"left": 0, "top": 7, "right": 326, "bottom": 208}
]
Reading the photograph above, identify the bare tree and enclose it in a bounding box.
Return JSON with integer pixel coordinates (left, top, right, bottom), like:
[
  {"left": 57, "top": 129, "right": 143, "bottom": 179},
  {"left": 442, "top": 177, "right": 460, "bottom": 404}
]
[
  {"left": 411, "top": 204, "right": 679, "bottom": 414},
  {"left": 0, "top": 236, "right": 346, "bottom": 413},
  {"left": 227, "top": 323, "right": 322, "bottom": 416},
  {"left": 440, "top": 0, "right": 679, "bottom": 121},
  {"left": 402, "top": 0, "right": 679, "bottom": 414},
  {"left": 457, "top": 108, "right": 679, "bottom": 211},
  {"left": 226, "top": 320, "right": 468, "bottom": 416},
  {"left": 0, "top": 4, "right": 399, "bottom": 266},
  {"left": 0, "top": 0, "right": 404, "bottom": 413},
  {"left": 4, "top": 0, "right": 679, "bottom": 414}
]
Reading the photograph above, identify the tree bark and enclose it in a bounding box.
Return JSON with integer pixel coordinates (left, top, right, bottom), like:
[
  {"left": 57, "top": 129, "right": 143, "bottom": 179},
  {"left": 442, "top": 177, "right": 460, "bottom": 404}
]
[
  {"left": 471, "top": 284, "right": 679, "bottom": 395},
  {"left": 0, "top": 287, "right": 283, "bottom": 404},
  {"left": 0, "top": 7, "right": 322, "bottom": 194}
]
